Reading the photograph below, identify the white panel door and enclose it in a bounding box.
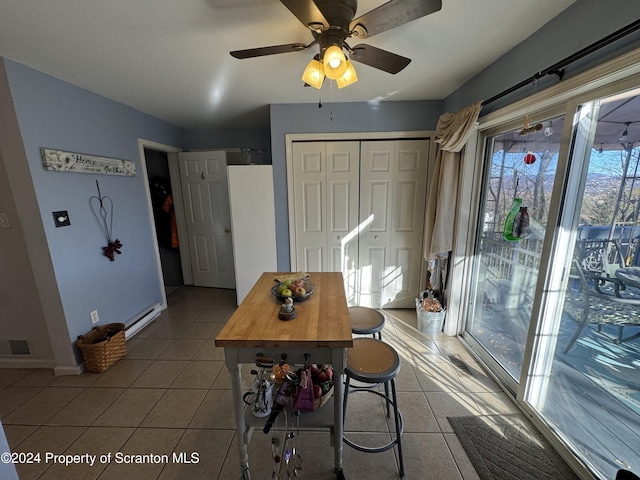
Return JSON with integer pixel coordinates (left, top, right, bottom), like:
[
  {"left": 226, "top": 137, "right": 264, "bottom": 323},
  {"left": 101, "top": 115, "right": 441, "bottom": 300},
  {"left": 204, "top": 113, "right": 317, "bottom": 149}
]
[
  {"left": 291, "top": 139, "right": 428, "bottom": 308},
  {"left": 292, "top": 142, "right": 360, "bottom": 275},
  {"left": 359, "top": 141, "right": 394, "bottom": 307},
  {"left": 388, "top": 139, "right": 429, "bottom": 307},
  {"left": 359, "top": 140, "right": 429, "bottom": 308},
  {"left": 178, "top": 151, "right": 235, "bottom": 288}
]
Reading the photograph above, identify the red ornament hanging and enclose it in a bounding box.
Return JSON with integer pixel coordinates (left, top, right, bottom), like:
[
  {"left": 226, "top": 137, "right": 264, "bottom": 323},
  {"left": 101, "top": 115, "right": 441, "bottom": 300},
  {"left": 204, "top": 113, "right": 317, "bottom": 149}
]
[{"left": 524, "top": 151, "right": 537, "bottom": 165}]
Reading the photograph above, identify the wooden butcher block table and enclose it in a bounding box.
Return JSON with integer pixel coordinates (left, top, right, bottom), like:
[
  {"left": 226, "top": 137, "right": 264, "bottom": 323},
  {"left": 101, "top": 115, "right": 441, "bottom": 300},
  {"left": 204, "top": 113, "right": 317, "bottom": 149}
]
[{"left": 215, "top": 272, "right": 353, "bottom": 480}]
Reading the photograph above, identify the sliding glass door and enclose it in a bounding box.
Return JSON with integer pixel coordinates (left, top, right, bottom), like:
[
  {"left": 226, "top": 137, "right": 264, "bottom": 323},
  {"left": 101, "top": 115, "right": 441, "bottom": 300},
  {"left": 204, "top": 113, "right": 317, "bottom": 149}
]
[
  {"left": 526, "top": 88, "right": 640, "bottom": 479},
  {"left": 465, "top": 112, "right": 566, "bottom": 384},
  {"left": 463, "top": 83, "right": 640, "bottom": 478}
]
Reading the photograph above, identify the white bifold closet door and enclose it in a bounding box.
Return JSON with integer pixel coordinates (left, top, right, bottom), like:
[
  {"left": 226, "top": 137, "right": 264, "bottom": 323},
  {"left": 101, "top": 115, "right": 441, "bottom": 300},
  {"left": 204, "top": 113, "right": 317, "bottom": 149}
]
[{"left": 291, "top": 139, "right": 428, "bottom": 308}]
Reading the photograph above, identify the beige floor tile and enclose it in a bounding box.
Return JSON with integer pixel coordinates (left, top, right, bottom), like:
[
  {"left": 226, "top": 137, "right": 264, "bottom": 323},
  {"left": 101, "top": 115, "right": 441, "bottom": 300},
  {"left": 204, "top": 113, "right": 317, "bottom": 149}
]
[
  {"left": 394, "top": 391, "right": 440, "bottom": 433},
  {"left": 157, "top": 338, "right": 206, "bottom": 360},
  {"left": 52, "top": 372, "right": 101, "bottom": 388},
  {"left": 0, "top": 386, "right": 44, "bottom": 418},
  {"left": 178, "top": 322, "right": 219, "bottom": 339},
  {"left": 90, "top": 359, "right": 152, "bottom": 388},
  {"left": 195, "top": 308, "right": 234, "bottom": 323},
  {"left": 414, "top": 362, "right": 466, "bottom": 393},
  {"left": 170, "top": 360, "right": 224, "bottom": 389},
  {"left": 189, "top": 390, "right": 237, "bottom": 429},
  {"left": 399, "top": 432, "right": 463, "bottom": 480},
  {"left": 12, "top": 425, "right": 86, "bottom": 480},
  {"left": 12, "top": 369, "right": 59, "bottom": 387},
  {"left": 124, "top": 338, "right": 172, "bottom": 360},
  {"left": 393, "top": 363, "right": 424, "bottom": 392},
  {"left": 344, "top": 389, "right": 390, "bottom": 433},
  {"left": 98, "top": 427, "right": 184, "bottom": 480},
  {"left": 142, "top": 322, "right": 191, "bottom": 340},
  {"left": 342, "top": 432, "right": 400, "bottom": 479},
  {"left": 37, "top": 426, "right": 134, "bottom": 480},
  {"left": 454, "top": 361, "right": 503, "bottom": 393},
  {"left": 191, "top": 339, "right": 226, "bottom": 361},
  {"left": 0, "top": 368, "right": 34, "bottom": 387},
  {"left": 472, "top": 391, "right": 521, "bottom": 416},
  {"left": 425, "top": 391, "right": 480, "bottom": 433},
  {"left": 130, "top": 360, "right": 187, "bottom": 388},
  {"left": 3, "top": 387, "right": 83, "bottom": 425},
  {"left": 443, "top": 432, "right": 482, "bottom": 480},
  {"left": 47, "top": 388, "right": 125, "bottom": 426},
  {"left": 92, "top": 388, "right": 165, "bottom": 427},
  {"left": 141, "top": 389, "right": 207, "bottom": 428},
  {"left": 158, "top": 428, "right": 234, "bottom": 480},
  {"left": 2, "top": 424, "right": 38, "bottom": 448}
]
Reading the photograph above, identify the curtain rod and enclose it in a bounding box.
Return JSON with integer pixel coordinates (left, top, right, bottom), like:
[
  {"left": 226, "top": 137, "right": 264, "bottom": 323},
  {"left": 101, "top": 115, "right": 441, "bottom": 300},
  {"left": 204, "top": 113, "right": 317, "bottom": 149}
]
[{"left": 481, "top": 18, "right": 640, "bottom": 108}]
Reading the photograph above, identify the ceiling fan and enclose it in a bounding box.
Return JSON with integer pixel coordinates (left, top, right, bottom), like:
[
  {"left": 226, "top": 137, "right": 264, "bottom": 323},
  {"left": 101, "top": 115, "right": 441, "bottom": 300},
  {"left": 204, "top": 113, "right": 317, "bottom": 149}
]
[{"left": 230, "top": 0, "right": 442, "bottom": 89}]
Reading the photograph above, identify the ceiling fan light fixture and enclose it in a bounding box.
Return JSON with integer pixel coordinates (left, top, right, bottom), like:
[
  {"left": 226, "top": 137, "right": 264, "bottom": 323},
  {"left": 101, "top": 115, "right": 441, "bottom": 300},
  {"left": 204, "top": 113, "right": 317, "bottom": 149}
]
[
  {"left": 336, "top": 60, "right": 358, "bottom": 89},
  {"left": 323, "top": 44, "right": 347, "bottom": 80},
  {"left": 302, "top": 57, "right": 325, "bottom": 89}
]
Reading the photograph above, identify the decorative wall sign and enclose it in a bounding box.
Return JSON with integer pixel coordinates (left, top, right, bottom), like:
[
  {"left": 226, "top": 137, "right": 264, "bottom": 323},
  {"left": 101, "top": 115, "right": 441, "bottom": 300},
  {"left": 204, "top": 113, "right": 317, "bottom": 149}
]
[{"left": 41, "top": 148, "right": 136, "bottom": 176}]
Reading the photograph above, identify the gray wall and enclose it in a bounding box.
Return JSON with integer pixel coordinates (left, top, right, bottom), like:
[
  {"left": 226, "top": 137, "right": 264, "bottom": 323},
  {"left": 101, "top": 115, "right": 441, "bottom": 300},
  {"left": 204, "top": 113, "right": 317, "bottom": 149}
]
[
  {"left": 444, "top": 0, "right": 640, "bottom": 115},
  {"left": 184, "top": 127, "right": 272, "bottom": 163},
  {"left": 269, "top": 100, "right": 443, "bottom": 270},
  {"left": 1, "top": 58, "right": 184, "bottom": 369}
]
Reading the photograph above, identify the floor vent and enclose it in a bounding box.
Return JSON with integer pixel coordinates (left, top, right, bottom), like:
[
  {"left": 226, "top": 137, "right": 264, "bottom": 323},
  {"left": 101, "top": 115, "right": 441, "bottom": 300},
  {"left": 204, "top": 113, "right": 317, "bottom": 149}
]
[
  {"left": 0, "top": 339, "right": 31, "bottom": 355},
  {"left": 448, "top": 355, "right": 472, "bottom": 375}
]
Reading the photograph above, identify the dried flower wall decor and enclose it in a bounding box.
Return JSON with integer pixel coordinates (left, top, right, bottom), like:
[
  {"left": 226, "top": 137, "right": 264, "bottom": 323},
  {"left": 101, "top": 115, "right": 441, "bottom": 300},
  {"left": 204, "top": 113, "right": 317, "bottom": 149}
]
[{"left": 89, "top": 180, "right": 123, "bottom": 261}]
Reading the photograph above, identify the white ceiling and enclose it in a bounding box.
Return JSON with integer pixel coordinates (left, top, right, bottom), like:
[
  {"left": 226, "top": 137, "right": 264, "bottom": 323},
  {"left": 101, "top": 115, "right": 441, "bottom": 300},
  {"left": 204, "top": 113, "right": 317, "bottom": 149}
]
[{"left": 0, "top": 0, "right": 576, "bottom": 129}]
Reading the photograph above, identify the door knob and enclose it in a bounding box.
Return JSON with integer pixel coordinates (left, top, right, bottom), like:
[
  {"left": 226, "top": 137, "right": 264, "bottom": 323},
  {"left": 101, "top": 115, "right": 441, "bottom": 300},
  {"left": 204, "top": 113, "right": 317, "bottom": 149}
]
[
  {"left": 225, "top": 227, "right": 231, "bottom": 233},
  {"left": 201, "top": 172, "right": 205, "bottom": 180}
]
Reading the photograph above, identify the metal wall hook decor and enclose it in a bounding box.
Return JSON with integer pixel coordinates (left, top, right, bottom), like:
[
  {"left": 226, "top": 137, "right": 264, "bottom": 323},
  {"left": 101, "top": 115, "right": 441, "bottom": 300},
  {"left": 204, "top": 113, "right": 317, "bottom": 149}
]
[{"left": 90, "top": 180, "right": 123, "bottom": 261}]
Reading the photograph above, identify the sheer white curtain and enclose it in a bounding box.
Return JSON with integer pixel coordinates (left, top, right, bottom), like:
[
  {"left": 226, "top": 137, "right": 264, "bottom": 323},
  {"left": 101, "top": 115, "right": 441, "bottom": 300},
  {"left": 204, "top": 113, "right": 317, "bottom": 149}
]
[{"left": 424, "top": 101, "right": 482, "bottom": 292}]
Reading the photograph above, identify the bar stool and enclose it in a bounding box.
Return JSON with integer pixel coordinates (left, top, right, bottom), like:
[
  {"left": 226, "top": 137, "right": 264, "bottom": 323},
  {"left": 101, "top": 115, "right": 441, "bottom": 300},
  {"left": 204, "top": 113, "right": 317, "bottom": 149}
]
[
  {"left": 342, "top": 337, "right": 404, "bottom": 477},
  {"left": 349, "top": 306, "right": 385, "bottom": 339}
]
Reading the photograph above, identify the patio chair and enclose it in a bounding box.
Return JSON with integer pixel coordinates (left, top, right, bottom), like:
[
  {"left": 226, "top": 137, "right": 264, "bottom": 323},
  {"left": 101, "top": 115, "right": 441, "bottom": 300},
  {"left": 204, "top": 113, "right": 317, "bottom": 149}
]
[
  {"left": 574, "top": 238, "right": 634, "bottom": 297},
  {"left": 563, "top": 257, "right": 640, "bottom": 353}
]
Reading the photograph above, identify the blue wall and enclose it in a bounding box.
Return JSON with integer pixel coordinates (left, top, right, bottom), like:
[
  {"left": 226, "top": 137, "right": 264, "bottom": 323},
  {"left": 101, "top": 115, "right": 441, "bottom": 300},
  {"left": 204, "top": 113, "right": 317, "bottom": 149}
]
[
  {"left": 444, "top": 0, "right": 640, "bottom": 114},
  {"left": 270, "top": 100, "right": 442, "bottom": 270},
  {"left": 4, "top": 59, "right": 184, "bottom": 351},
  {"left": 184, "top": 127, "right": 272, "bottom": 163}
]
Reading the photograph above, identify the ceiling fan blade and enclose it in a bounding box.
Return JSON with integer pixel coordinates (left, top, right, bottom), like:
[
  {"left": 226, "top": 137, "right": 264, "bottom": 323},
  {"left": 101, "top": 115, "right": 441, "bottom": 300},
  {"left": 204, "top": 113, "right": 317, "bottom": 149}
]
[
  {"left": 349, "top": 0, "right": 442, "bottom": 38},
  {"left": 279, "top": 0, "right": 329, "bottom": 31},
  {"left": 230, "top": 43, "right": 308, "bottom": 59},
  {"left": 349, "top": 44, "right": 411, "bottom": 74}
]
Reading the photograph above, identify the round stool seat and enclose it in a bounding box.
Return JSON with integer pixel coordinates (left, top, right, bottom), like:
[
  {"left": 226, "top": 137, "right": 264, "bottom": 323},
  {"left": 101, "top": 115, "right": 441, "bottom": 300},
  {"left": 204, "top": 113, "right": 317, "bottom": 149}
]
[
  {"left": 349, "top": 306, "right": 385, "bottom": 337},
  {"left": 346, "top": 337, "right": 400, "bottom": 384}
]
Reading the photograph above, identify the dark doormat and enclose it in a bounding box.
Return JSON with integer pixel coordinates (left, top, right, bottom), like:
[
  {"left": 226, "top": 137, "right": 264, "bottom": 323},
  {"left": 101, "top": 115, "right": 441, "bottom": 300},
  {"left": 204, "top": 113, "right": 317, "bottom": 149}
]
[{"left": 448, "top": 414, "right": 579, "bottom": 480}]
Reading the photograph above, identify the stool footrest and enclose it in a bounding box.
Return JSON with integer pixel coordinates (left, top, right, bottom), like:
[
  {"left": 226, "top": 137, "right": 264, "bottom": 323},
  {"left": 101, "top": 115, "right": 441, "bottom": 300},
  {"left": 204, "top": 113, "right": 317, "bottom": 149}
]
[{"left": 342, "top": 389, "right": 404, "bottom": 453}]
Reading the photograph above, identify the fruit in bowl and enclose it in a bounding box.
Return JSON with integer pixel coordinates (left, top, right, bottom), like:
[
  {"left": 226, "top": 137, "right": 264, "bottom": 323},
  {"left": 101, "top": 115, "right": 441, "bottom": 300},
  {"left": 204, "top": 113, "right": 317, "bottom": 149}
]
[{"left": 272, "top": 279, "right": 315, "bottom": 301}]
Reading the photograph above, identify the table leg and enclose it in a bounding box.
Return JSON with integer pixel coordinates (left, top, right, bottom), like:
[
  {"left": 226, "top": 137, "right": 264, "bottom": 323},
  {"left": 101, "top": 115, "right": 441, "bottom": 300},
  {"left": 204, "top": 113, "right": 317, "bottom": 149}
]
[
  {"left": 225, "top": 349, "right": 251, "bottom": 480},
  {"left": 333, "top": 348, "right": 346, "bottom": 476}
]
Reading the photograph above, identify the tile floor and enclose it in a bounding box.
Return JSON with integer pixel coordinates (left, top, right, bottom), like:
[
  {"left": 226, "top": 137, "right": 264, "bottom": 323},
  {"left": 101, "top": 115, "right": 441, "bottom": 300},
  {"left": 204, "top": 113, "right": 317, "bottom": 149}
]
[{"left": 0, "top": 286, "right": 523, "bottom": 480}]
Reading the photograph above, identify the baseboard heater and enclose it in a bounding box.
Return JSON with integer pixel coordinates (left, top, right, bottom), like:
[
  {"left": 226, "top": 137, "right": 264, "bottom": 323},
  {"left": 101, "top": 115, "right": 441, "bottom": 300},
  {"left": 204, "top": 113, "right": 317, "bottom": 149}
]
[{"left": 124, "top": 303, "right": 163, "bottom": 339}]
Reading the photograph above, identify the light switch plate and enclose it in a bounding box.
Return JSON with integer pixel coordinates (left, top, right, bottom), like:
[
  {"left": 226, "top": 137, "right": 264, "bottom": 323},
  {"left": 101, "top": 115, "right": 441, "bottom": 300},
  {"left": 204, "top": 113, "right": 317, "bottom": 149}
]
[{"left": 53, "top": 211, "right": 70, "bottom": 227}]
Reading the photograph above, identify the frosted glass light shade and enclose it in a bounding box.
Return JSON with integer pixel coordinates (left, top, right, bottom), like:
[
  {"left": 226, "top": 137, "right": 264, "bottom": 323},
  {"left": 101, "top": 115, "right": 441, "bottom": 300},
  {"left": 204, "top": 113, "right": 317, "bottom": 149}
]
[
  {"left": 302, "top": 58, "right": 325, "bottom": 89},
  {"left": 336, "top": 60, "right": 358, "bottom": 89},
  {"left": 323, "top": 45, "right": 347, "bottom": 80}
]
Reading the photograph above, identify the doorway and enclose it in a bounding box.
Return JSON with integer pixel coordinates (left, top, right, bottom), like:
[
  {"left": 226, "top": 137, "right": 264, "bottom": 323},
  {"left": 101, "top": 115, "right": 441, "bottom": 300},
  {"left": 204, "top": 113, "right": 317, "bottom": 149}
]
[{"left": 145, "top": 147, "right": 184, "bottom": 292}]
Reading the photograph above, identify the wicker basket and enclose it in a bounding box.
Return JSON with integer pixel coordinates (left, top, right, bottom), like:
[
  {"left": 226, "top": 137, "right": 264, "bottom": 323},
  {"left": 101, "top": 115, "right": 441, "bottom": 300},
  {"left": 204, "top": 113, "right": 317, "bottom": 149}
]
[{"left": 77, "top": 323, "right": 126, "bottom": 373}]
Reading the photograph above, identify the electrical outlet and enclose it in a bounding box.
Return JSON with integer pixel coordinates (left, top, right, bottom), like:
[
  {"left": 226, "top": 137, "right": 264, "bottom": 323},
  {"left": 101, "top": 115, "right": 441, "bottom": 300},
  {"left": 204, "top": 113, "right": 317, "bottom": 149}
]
[{"left": 90, "top": 310, "right": 99, "bottom": 325}]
